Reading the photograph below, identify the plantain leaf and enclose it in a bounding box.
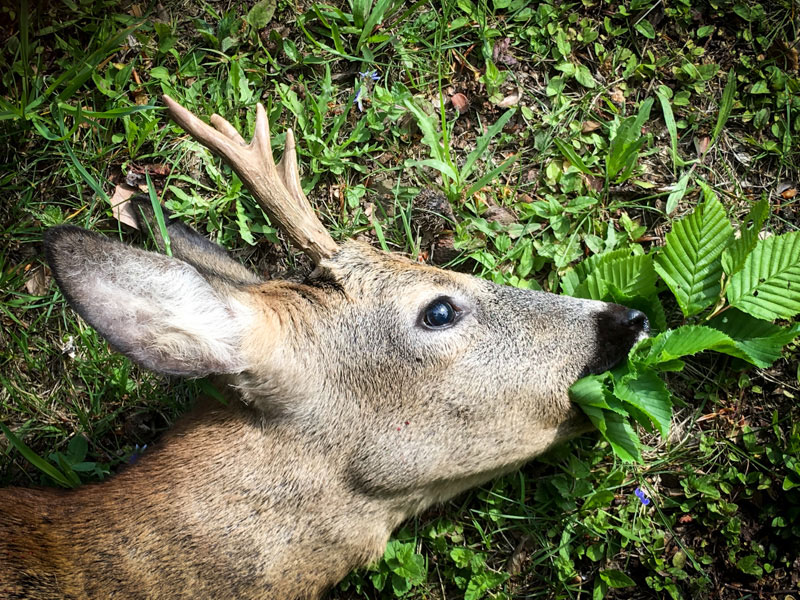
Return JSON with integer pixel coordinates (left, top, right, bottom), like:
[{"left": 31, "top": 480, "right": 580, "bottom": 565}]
[
  {"left": 721, "top": 199, "right": 769, "bottom": 276},
  {"left": 654, "top": 186, "right": 733, "bottom": 316},
  {"left": 726, "top": 231, "right": 800, "bottom": 320}
]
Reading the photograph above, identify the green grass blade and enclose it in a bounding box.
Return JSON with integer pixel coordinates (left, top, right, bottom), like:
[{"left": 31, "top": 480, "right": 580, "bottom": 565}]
[
  {"left": 726, "top": 232, "right": 800, "bottom": 320},
  {"left": 0, "top": 422, "right": 75, "bottom": 488},
  {"left": 653, "top": 185, "right": 733, "bottom": 316}
]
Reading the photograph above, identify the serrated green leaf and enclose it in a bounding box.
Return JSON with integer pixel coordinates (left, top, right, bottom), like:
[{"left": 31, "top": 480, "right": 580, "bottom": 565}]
[
  {"left": 710, "top": 309, "right": 800, "bottom": 367},
  {"left": 577, "top": 254, "right": 658, "bottom": 301},
  {"left": 613, "top": 369, "right": 671, "bottom": 437},
  {"left": 721, "top": 199, "right": 769, "bottom": 276},
  {"left": 654, "top": 188, "right": 733, "bottom": 316},
  {"left": 645, "top": 325, "right": 755, "bottom": 365},
  {"left": 562, "top": 248, "right": 636, "bottom": 295},
  {"left": 602, "top": 411, "right": 642, "bottom": 462},
  {"left": 726, "top": 231, "right": 800, "bottom": 320}
]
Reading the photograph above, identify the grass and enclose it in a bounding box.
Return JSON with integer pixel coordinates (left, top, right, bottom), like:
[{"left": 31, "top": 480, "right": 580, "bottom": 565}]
[{"left": 1, "top": 0, "right": 799, "bottom": 598}]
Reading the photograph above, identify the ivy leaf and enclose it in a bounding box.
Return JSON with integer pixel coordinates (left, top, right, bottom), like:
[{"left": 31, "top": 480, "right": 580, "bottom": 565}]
[
  {"left": 654, "top": 185, "right": 733, "bottom": 316},
  {"left": 726, "top": 231, "right": 800, "bottom": 320}
]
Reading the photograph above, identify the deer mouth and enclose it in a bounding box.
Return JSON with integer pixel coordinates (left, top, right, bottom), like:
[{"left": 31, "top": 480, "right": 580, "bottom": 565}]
[{"left": 581, "top": 304, "right": 650, "bottom": 378}]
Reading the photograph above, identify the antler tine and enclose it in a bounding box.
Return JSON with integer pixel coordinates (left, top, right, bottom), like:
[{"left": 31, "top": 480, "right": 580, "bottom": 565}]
[
  {"left": 276, "top": 128, "right": 307, "bottom": 210},
  {"left": 162, "top": 95, "right": 338, "bottom": 264}
]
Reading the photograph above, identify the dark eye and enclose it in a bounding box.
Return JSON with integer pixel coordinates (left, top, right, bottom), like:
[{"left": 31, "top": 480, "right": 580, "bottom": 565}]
[{"left": 422, "top": 299, "right": 458, "bottom": 329}]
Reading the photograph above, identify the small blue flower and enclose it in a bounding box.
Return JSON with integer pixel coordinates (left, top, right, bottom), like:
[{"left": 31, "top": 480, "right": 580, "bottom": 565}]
[
  {"left": 128, "top": 443, "right": 148, "bottom": 465},
  {"left": 634, "top": 486, "right": 651, "bottom": 505},
  {"left": 359, "top": 69, "right": 380, "bottom": 81},
  {"left": 354, "top": 88, "right": 364, "bottom": 112}
]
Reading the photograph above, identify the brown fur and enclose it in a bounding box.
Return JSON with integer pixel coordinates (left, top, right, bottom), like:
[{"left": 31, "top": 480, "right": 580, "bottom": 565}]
[{"left": 0, "top": 209, "right": 647, "bottom": 599}]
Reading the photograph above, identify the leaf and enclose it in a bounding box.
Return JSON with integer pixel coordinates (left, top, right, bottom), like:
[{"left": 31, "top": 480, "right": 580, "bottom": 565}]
[
  {"left": 602, "top": 411, "right": 643, "bottom": 462},
  {"left": 665, "top": 172, "right": 691, "bottom": 215},
  {"left": 0, "top": 422, "right": 75, "bottom": 488},
  {"left": 645, "top": 325, "right": 756, "bottom": 365},
  {"left": 721, "top": 199, "right": 769, "bottom": 276},
  {"left": 726, "top": 231, "right": 800, "bottom": 320},
  {"left": 575, "top": 64, "right": 597, "bottom": 88},
  {"left": 710, "top": 309, "right": 800, "bottom": 368},
  {"left": 553, "top": 138, "right": 594, "bottom": 175},
  {"left": 656, "top": 86, "right": 688, "bottom": 172},
  {"left": 599, "top": 569, "right": 636, "bottom": 588},
  {"left": 613, "top": 369, "right": 672, "bottom": 437},
  {"left": 654, "top": 186, "right": 733, "bottom": 316},
  {"left": 461, "top": 109, "right": 515, "bottom": 181},
  {"left": 634, "top": 20, "right": 655, "bottom": 39},
  {"left": 711, "top": 70, "right": 736, "bottom": 148},
  {"left": 577, "top": 254, "right": 658, "bottom": 301}
]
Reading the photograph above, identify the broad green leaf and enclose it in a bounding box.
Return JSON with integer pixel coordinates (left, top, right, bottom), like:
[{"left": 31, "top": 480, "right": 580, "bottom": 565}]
[
  {"left": 570, "top": 374, "right": 626, "bottom": 415},
  {"left": 665, "top": 171, "right": 690, "bottom": 215},
  {"left": 654, "top": 188, "right": 733, "bottom": 316},
  {"left": 577, "top": 254, "right": 658, "bottom": 301},
  {"left": 726, "top": 232, "right": 800, "bottom": 320},
  {"left": 721, "top": 199, "right": 769, "bottom": 276},
  {"left": 645, "top": 325, "right": 754, "bottom": 365},
  {"left": 562, "top": 248, "right": 637, "bottom": 295},
  {"left": 407, "top": 158, "right": 458, "bottom": 182},
  {"left": 602, "top": 412, "right": 642, "bottom": 462},
  {"left": 553, "top": 138, "right": 594, "bottom": 175},
  {"left": 599, "top": 569, "right": 636, "bottom": 588},
  {"left": 613, "top": 369, "right": 672, "bottom": 437},
  {"left": 710, "top": 309, "right": 800, "bottom": 367}
]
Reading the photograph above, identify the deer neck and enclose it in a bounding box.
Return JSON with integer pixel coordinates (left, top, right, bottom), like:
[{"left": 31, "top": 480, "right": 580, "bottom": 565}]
[{"left": 1, "top": 399, "right": 397, "bottom": 600}]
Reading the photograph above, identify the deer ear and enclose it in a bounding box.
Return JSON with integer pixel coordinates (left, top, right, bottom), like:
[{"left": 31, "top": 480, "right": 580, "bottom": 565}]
[{"left": 44, "top": 226, "right": 254, "bottom": 377}]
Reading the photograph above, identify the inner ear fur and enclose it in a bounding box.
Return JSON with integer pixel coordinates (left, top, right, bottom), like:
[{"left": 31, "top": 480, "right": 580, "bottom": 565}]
[{"left": 45, "top": 225, "right": 255, "bottom": 377}]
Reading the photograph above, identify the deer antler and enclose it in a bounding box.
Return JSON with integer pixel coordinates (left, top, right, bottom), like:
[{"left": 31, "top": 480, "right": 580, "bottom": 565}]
[{"left": 162, "top": 95, "right": 339, "bottom": 264}]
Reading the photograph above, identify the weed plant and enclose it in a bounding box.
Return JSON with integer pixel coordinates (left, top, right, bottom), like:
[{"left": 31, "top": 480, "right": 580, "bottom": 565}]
[{"left": 1, "top": 0, "right": 799, "bottom": 598}]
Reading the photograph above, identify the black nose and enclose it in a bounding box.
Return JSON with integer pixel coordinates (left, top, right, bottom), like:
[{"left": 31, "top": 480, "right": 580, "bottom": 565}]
[{"left": 622, "top": 308, "right": 649, "bottom": 334}]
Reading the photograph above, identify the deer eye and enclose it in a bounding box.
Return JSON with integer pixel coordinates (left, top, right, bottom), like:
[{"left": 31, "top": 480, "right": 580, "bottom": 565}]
[{"left": 421, "top": 298, "right": 458, "bottom": 329}]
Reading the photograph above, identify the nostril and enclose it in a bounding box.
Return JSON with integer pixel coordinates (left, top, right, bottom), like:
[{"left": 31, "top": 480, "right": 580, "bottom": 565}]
[{"left": 623, "top": 309, "right": 649, "bottom": 333}]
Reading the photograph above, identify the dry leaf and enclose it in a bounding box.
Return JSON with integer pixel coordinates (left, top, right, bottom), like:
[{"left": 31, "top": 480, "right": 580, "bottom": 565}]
[
  {"left": 777, "top": 181, "right": 797, "bottom": 199},
  {"left": 581, "top": 120, "right": 601, "bottom": 133},
  {"left": 497, "top": 93, "right": 520, "bottom": 108},
  {"left": 24, "top": 266, "right": 50, "bottom": 296},
  {"left": 450, "top": 93, "right": 469, "bottom": 113},
  {"left": 610, "top": 87, "right": 625, "bottom": 105},
  {"left": 694, "top": 136, "right": 710, "bottom": 156},
  {"left": 109, "top": 184, "right": 140, "bottom": 229}
]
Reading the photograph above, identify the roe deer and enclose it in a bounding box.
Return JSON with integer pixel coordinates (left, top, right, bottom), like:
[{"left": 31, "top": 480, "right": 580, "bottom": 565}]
[{"left": 0, "top": 96, "right": 649, "bottom": 599}]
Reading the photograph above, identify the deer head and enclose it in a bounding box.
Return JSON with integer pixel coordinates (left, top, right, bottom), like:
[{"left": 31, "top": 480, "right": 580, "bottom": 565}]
[{"left": 3, "top": 97, "right": 648, "bottom": 598}]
